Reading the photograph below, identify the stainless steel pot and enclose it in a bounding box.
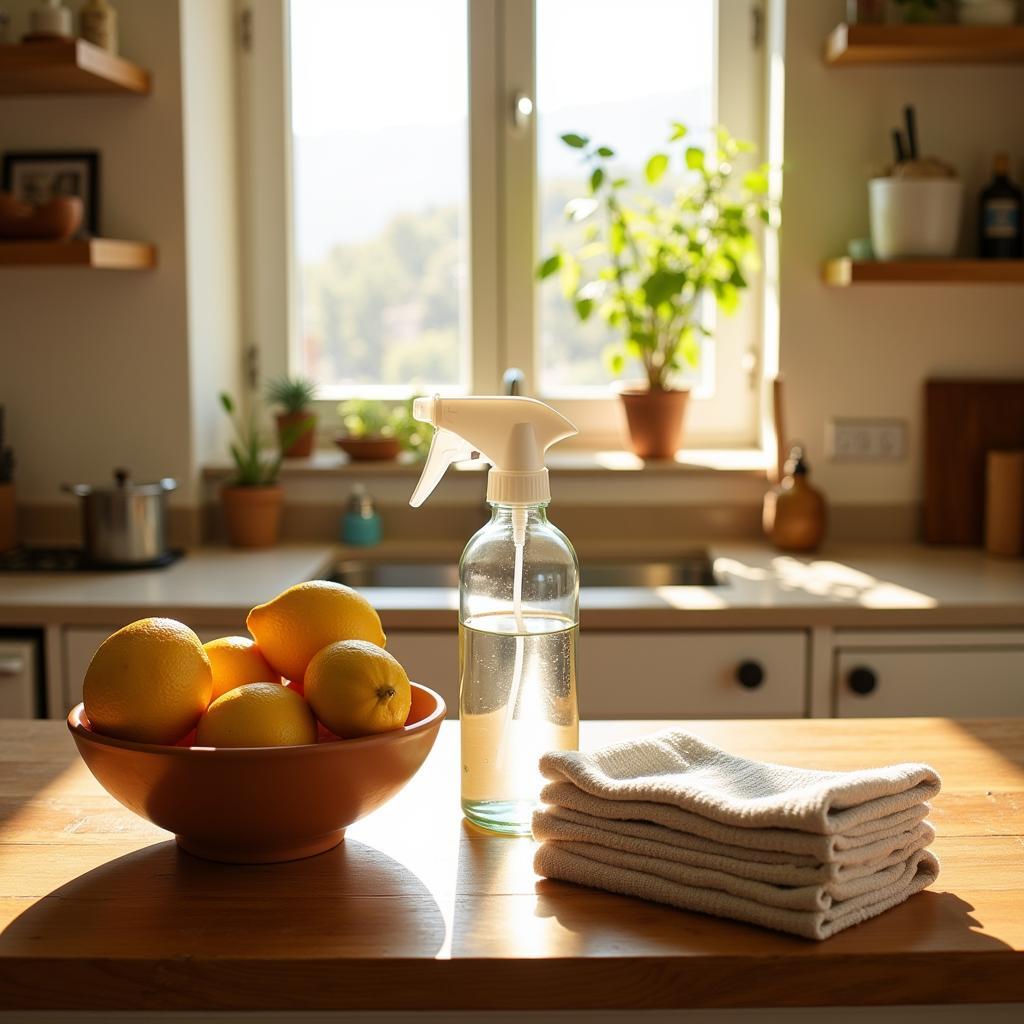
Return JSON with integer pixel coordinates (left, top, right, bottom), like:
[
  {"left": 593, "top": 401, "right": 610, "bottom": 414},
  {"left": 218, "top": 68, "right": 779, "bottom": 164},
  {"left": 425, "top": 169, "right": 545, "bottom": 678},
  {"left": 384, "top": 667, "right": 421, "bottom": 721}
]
[{"left": 62, "top": 469, "right": 177, "bottom": 566}]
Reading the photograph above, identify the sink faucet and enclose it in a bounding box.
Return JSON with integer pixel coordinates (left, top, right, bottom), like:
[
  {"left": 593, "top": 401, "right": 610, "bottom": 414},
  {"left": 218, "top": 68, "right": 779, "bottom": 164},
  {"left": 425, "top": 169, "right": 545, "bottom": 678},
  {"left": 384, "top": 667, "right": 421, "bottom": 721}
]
[{"left": 502, "top": 367, "right": 525, "bottom": 396}]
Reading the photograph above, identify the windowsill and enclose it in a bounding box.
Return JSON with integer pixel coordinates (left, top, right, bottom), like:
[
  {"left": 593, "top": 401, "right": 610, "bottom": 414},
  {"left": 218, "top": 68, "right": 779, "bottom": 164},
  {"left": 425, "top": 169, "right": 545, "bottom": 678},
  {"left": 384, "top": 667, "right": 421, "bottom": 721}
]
[{"left": 202, "top": 447, "right": 772, "bottom": 481}]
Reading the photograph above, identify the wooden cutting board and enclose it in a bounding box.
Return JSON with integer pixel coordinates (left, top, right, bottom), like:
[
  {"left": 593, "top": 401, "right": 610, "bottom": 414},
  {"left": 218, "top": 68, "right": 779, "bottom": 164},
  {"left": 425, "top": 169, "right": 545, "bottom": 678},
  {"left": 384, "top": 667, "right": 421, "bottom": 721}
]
[{"left": 925, "top": 378, "right": 1024, "bottom": 545}]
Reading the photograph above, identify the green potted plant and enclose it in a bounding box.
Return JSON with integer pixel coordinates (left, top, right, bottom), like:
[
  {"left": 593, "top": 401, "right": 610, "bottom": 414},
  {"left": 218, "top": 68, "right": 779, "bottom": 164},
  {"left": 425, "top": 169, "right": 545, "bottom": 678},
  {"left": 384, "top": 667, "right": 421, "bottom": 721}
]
[
  {"left": 335, "top": 398, "right": 433, "bottom": 462},
  {"left": 538, "top": 123, "right": 770, "bottom": 459},
  {"left": 0, "top": 407, "right": 15, "bottom": 553},
  {"left": 219, "top": 392, "right": 289, "bottom": 548},
  {"left": 266, "top": 376, "right": 318, "bottom": 458}
]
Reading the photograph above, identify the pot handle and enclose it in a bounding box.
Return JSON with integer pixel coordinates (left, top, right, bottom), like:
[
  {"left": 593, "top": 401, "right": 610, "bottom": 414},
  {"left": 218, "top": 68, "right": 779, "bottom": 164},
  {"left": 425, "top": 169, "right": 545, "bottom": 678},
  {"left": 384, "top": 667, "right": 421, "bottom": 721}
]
[
  {"left": 61, "top": 483, "right": 91, "bottom": 497},
  {"left": 160, "top": 478, "right": 177, "bottom": 492}
]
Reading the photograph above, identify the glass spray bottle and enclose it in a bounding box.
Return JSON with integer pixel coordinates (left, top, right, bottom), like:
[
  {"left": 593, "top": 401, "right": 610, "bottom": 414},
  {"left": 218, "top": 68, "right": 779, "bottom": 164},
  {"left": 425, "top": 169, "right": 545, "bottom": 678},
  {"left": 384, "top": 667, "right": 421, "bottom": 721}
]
[{"left": 409, "top": 396, "right": 580, "bottom": 835}]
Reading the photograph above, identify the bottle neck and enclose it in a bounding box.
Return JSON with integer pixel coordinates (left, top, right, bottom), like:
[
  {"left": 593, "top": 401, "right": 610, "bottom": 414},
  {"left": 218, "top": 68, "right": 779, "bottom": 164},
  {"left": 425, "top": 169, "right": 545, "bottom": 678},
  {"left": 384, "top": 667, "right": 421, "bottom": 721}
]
[{"left": 488, "top": 502, "right": 549, "bottom": 523}]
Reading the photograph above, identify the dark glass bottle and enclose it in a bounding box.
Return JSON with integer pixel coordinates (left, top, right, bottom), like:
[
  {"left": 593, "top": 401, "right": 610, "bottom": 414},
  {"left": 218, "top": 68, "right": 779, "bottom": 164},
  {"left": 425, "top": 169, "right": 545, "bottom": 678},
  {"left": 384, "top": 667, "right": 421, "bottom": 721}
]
[{"left": 979, "top": 154, "right": 1023, "bottom": 259}]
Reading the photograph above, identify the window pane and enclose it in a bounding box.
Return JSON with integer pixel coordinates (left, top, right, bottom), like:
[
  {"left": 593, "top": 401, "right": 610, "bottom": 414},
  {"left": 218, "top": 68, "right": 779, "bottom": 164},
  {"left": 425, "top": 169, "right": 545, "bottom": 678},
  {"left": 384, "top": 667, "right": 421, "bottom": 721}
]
[
  {"left": 289, "top": 0, "right": 469, "bottom": 393},
  {"left": 536, "top": 0, "right": 716, "bottom": 394}
]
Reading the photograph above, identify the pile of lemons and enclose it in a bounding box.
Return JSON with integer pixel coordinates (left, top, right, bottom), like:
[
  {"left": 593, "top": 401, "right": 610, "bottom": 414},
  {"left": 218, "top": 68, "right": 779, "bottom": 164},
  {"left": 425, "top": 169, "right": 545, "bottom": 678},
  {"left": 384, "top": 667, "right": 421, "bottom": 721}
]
[{"left": 82, "top": 581, "right": 411, "bottom": 748}]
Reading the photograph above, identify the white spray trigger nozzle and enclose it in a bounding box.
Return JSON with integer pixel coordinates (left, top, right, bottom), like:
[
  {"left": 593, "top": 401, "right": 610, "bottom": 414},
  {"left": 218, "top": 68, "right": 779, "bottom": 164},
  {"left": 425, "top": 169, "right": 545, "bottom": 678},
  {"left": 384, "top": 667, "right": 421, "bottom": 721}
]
[{"left": 408, "top": 395, "right": 577, "bottom": 508}]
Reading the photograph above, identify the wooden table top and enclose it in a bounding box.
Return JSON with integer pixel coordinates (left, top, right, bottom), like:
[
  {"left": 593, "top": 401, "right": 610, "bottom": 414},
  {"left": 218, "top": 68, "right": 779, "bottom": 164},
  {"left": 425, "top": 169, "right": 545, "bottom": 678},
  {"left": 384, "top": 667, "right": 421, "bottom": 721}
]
[{"left": 0, "top": 717, "right": 1022, "bottom": 1012}]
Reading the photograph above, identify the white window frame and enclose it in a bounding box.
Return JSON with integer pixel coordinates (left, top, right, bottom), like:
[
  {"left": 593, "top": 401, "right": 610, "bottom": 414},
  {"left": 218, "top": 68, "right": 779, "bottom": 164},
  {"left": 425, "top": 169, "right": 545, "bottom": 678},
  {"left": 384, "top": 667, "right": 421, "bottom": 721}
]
[{"left": 238, "top": 0, "right": 769, "bottom": 450}]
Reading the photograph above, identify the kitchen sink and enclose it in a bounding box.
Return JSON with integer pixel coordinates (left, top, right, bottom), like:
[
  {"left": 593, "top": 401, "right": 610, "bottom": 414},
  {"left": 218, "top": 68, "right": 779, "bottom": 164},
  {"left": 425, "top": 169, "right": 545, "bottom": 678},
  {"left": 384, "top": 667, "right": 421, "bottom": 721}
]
[{"left": 327, "top": 551, "right": 720, "bottom": 588}]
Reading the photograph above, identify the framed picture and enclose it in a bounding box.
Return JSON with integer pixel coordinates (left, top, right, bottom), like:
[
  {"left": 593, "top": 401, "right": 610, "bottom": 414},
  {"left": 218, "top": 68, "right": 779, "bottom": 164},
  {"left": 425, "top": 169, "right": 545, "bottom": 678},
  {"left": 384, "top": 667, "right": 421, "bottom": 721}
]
[{"left": 1, "top": 151, "right": 100, "bottom": 238}]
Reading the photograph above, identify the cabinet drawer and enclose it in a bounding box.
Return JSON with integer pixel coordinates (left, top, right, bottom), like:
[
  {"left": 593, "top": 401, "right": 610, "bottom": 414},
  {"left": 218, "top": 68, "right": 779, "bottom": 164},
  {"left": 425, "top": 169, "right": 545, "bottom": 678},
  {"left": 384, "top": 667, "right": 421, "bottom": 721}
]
[
  {"left": 578, "top": 631, "right": 807, "bottom": 719},
  {"left": 836, "top": 646, "right": 1024, "bottom": 718}
]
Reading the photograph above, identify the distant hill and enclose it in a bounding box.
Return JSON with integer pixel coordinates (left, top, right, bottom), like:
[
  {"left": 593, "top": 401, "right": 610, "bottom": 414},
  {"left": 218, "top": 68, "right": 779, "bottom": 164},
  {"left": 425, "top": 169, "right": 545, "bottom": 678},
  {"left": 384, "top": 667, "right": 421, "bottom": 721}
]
[{"left": 293, "top": 88, "right": 709, "bottom": 262}]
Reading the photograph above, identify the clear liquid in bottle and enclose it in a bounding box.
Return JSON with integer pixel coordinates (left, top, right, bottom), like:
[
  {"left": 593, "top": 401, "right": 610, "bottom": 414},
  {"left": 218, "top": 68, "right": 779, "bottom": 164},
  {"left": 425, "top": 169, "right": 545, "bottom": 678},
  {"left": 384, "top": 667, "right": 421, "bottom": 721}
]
[{"left": 460, "top": 610, "right": 579, "bottom": 835}]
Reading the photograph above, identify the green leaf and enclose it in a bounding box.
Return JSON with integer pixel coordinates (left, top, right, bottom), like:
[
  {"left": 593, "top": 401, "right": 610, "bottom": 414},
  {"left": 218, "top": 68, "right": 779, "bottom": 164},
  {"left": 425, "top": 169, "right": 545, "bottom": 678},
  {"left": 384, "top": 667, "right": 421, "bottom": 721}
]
[
  {"left": 609, "top": 220, "right": 626, "bottom": 256},
  {"left": 642, "top": 269, "right": 687, "bottom": 308},
  {"left": 219, "top": 392, "right": 234, "bottom": 414},
  {"left": 645, "top": 153, "right": 669, "bottom": 184},
  {"left": 590, "top": 167, "right": 605, "bottom": 192},
  {"left": 603, "top": 346, "right": 626, "bottom": 376},
  {"left": 537, "top": 253, "right": 562, "bottom": 279},
  {"left": 575, "top": 297, "right": 594, "bottom": 321},
  {"left": 611, "top": 177, "right": 628, "bottom": 188},
  {"left": 685, "top": 147, "right": 705, "bottom": 171},
  {"left": 596, "top": 146, "right": 615, "bottom": 157},
  {"left": 743, "top": 169, "right": 769, "bottom": 194},
  {"left": 561, "top": 133, "right": 589, "bottom": 149},
  {"left": 670, "top": 122, "right": 688, "bottom": 141}
]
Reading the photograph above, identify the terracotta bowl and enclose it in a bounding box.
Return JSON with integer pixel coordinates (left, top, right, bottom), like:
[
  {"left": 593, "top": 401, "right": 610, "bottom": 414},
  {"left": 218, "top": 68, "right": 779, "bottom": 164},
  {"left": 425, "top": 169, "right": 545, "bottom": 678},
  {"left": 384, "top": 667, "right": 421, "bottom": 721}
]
[
  {"left": 334, "top": 435, "right": 401, "bottom": 461},
  {"left": 67, "top": 682, "right": 446, "bottom": 864}
]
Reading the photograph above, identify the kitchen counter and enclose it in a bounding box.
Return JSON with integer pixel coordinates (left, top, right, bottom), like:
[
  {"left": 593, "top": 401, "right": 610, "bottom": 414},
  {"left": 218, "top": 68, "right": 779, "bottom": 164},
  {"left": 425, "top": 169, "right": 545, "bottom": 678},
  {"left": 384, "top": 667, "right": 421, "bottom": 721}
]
[
  {"left": 1, "top": 541, "right": 1024, "bottom": 630},
  {"left": 0, "top": 717, "right": 1021, "bottom": 1012}
]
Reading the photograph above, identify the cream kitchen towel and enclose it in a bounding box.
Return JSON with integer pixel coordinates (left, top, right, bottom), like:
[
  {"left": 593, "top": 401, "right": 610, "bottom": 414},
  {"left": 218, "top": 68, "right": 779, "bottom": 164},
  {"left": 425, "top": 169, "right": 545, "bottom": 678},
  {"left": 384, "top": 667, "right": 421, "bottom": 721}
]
[
  {"left": 534, "top": 834, "right": 934, "bottom": 912},
  {"left": 539, "top": 729, "right": 941, "bottom": 835},
  {"left": 541, "top": 780, "right": 932, "bottom": 863},
  {"left": 532, "top": 805, "right": 936, "bottom": 886},
  {"left": 534, "top": 841, "right": 940, "bottom": 941}
]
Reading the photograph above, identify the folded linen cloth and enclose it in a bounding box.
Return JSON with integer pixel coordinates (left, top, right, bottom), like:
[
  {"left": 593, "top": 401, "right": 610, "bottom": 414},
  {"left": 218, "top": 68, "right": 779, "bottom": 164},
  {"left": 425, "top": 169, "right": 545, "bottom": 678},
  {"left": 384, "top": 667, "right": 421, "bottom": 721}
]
[
  {"left": 533, "top": 805, "right": 936, "bottom": 886},
  {"left": 539, "top": 730, "right": 941, "bottom": 836},
  {"left": 534, "top": 841, "right": 940, "bottom": 941},
  {"left": 540, "top": 780, "right": 932, "bottom": 863}
]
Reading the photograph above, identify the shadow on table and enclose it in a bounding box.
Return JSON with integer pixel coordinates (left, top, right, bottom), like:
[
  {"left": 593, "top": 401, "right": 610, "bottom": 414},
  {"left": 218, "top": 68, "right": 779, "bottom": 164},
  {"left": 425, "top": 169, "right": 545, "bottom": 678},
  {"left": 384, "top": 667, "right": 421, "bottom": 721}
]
[{"left": 0, "top": 836, "right": 446, "bottom": 960}]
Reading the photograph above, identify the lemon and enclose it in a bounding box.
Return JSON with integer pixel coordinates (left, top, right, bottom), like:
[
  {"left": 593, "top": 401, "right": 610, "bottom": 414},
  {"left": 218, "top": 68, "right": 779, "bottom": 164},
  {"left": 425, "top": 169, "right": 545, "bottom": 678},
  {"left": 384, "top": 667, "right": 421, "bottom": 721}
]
[
  {"left": 246, "top": 581, "right": 386, "bottom": 683},
  {"left": 203, "top": 636, "right": 279, "bottom": 701},
  {"left": 195, "top": 682, "right": 317, "bottom": 748},
  {"left": 305, "top": 639, "right": 411, "bottom": 739},
  {"left": 83, "top": 617, "right": 212, "bottom": 745}
]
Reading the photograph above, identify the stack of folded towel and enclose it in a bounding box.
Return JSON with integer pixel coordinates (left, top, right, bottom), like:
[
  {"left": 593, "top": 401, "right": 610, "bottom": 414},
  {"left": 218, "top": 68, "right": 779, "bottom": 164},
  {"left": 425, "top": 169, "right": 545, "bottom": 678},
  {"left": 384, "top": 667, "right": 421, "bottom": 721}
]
[{"left": 532, "top": 730, "right": 941, "bottom": 940}]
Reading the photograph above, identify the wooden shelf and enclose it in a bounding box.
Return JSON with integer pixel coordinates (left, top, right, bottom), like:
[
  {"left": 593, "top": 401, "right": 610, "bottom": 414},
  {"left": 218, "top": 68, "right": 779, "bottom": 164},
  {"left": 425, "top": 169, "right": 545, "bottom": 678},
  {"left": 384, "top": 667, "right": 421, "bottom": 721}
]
[
  {"left": 0, "top": 239, "right": 156, "bottom": 269},
  {"left": 825, "top": 23, "right": 1024, "bottom": 66},
  {"left": 823, "top": 258, "right": 1024, "bottom": 286},
  {"left": 0, "top": 39, "right": 150, "bottom": 95}
]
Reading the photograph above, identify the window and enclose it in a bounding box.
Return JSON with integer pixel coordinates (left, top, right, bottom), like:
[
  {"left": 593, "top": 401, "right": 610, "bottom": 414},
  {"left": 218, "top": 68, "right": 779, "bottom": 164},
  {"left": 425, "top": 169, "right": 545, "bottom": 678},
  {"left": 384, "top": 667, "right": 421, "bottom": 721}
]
[{"left": 241, "top": 0, "right": 767, "bottom": 447}]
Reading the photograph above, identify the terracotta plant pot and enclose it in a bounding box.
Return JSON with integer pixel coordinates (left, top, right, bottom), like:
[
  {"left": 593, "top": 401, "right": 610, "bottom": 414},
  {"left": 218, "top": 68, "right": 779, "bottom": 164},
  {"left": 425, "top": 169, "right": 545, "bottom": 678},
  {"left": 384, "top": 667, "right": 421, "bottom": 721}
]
[
  {"left": 221, "top": 484, "right": 283, "bottom": 548},
  {"left": 334, "top": 436, "right": 401, "bottom": 462},
  {"left": 618, "top": 386, "right": 690, "bottom": 460},
  {"left": 276, "top": 411, "right": 316, "bottom": 458},
  {"left": 0, "top": 483, "right": 15, "bottom": 552}
]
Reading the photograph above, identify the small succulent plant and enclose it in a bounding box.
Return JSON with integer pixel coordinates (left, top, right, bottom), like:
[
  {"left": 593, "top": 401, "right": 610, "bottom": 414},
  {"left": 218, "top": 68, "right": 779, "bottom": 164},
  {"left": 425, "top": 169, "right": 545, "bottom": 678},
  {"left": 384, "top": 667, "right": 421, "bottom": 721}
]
[
  {"left": 265, "top": 376, "right": 318, "bottom": 414},
  {"left": 0, "top": 407, "right": 13, "bottom": 485}
]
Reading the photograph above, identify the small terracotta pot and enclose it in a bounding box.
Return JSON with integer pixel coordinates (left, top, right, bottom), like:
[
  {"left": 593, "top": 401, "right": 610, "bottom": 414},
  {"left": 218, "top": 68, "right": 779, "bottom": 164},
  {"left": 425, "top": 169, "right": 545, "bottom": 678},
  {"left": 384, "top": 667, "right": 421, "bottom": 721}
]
[
  {"left": 334, "top": 435, "right": 401, "bottom": 462},
  {"left": 617, "top": 386, "right": 690, "bottom": 459},
  {"left": 221, "top": 484, "right": 283, "bottom": 548},
  {"left": 276, "top": 411, "right": 316, "bottom": 458},
  {"left": 0, "top": 483, "right": 16, "bottom": 553}
]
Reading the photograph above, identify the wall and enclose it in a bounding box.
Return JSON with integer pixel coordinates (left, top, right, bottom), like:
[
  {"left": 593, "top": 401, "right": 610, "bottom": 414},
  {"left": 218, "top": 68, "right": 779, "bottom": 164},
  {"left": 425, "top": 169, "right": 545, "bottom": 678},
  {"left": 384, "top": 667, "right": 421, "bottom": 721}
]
[
  {"left": 0, "top": 0, "right": 240, "bottom": 542},
  {"left": 779, "top": 0, "right": 1024, "bottom": 517}
]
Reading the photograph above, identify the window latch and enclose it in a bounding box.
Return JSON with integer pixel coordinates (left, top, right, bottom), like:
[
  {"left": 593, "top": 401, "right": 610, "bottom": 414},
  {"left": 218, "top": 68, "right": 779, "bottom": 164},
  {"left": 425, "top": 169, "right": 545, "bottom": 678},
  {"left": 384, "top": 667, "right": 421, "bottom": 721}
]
[{"left": 511, "top": 92, "right": 533, "bottom": 130}]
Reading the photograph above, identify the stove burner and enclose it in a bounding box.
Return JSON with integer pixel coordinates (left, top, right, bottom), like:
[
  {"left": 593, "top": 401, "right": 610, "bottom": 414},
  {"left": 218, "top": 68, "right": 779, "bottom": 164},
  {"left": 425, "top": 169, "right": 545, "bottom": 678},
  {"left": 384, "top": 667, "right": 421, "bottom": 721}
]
[{"left": 0, "top": 547, "right": 184, "bottom": 572}]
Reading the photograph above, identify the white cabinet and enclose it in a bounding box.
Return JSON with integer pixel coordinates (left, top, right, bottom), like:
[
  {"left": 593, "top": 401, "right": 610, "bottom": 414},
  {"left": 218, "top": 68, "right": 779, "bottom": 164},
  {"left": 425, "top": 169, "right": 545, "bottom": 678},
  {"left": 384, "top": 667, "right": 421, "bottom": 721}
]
[
  {"left": 385, "top": 632, "right": 458, "bottom": 718},
  {"left": 63, "top": 625, "right": 240, "bottom": 713},
  {"left": 578, "top": 631, "right": 807, "bottom": 719},
  {"left": 835, "top": 630, "right": 1024, "bottom": 718}
]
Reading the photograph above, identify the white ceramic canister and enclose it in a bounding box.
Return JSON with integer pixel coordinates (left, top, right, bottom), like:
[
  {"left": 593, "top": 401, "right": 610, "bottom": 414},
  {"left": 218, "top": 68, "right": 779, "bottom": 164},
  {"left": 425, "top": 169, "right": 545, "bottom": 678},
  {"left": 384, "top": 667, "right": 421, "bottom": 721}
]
[{"left": 868, "top": 177, "right": 964, "bottom": 260}]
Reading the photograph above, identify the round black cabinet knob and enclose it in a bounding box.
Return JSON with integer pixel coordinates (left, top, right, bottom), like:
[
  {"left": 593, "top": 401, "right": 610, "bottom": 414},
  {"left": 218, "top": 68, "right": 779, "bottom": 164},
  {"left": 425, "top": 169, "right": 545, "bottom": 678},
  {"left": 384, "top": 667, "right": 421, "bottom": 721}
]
[
  {"left": 736, "top": 660, "right": 765, "bottom": 689},
  {"left": 848, "top": 666, "right": 878, "bottom": 696}
]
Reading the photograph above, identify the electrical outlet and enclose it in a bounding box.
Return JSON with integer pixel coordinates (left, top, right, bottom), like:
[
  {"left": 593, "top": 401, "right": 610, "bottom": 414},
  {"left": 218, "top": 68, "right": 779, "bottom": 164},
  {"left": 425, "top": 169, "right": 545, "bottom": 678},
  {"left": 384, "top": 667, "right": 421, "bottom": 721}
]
[{"left": 827, "top": 418, "right": 907, "bottom": 461}]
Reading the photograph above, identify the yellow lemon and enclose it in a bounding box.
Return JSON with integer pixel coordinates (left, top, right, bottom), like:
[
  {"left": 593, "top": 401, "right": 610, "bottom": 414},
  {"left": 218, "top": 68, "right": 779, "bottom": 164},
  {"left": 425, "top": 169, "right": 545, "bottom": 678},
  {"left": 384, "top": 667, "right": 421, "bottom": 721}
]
[
  {"left": 202, "top": 636, "right": 279, "bottom": 701},
  {"left": 304, "top": 639, "right": 411, "bottom": 739},
  {"left": 195, "top": 682, "right": 317, "bottom": 748},
  {"left": 83, "top": 617, "right": 212, "bottom": 745},
  {"left": 246, "top": 581, "right": 386, "bottom": 683}
]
